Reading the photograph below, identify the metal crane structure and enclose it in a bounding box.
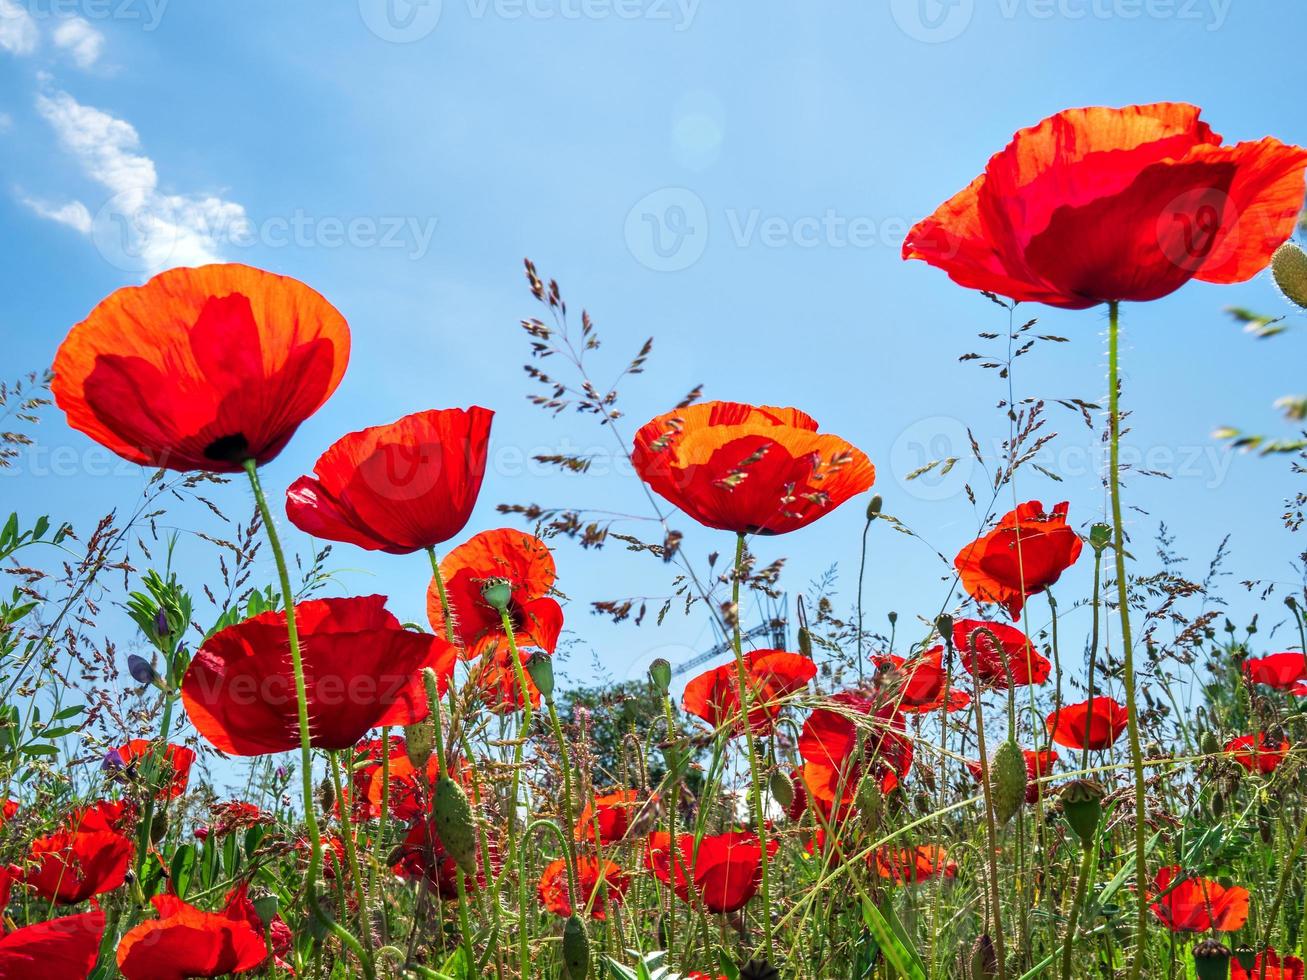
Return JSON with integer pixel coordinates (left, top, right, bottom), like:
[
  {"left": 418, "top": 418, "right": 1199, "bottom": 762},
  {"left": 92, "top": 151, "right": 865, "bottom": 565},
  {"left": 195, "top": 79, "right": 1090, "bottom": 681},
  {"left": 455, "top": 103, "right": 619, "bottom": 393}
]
[{"left": 669, "top": 592, "right": 789, "bottom": 677}]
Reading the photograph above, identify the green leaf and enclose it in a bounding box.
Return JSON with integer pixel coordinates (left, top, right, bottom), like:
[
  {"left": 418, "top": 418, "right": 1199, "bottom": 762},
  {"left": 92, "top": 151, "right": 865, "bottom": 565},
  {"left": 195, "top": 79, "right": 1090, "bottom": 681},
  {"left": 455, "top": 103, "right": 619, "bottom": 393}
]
[
  {"left": 170, "top": 844, "right": 197, "bottom": 898},
  {"left": 861, "top": 899, "right": 926, "bottom": 980}
]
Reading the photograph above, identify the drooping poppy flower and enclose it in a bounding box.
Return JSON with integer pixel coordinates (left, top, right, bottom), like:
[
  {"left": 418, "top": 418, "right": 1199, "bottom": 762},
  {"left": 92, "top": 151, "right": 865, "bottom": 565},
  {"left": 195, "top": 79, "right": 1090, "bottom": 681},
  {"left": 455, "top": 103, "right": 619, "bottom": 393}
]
[
  {"left": 953, "top": 619, "right": 1049, "bottom": 689},
  {"left": 107, "top": 739, "right": 197, "bottom": 799},
  {"left": 286, "top": 407, "right": 493, "bottom": 554},
  {"left": 117, "top": 894, "right": 267, "bottom": 980},
  {"left": 182, "top": 595, "right": 456, "bottom": 755},
  {"left": 0, "top": 908, "right": 105, "bottom": 977},
  {"left": 1150, "top": 865, "right": 1249, "bottom": 932},
  {"left": 350, "top": 736, "right": 439, "bottom": 823},
  {"left": 53, "top": 263, "right": 350, "bottom": 472},
  {"left": 1225, "top": 733, "right": 1291, "bottom": 774},
  {"left": 470, "top": 643, "right": 542, "bottom": 715},
  {"left": 682, "top": 649, "right": 817, "bottom": 736},
  {"left": 1046, "top": 698, "right": 1129, "bottom": 751},
  {"left": 872, "top": 647, "right": 970, "bottom": 714},
  {"left": 798, "top": 692, "right": 914, "bottom": 806},
  {"left": 16, "top": 800, "right": 135, "bottom": 904},
  {"left": 873, "top": 845, "right": 958, "bottom": 884},
  {"left": 966, "top": 748, "right": 1058, "bottom": 804},
  {"left": 426, "top": 529, "right": 563, "bottom": 659},
  {"left": 537, "top": 857, "right": 629, "bottom": 921},
  {"left": 631, "top": 402, "right": 875, "bottom": 536},
  {"left": 954, "top": 502, "right": 1083, "bottom": 620},
  {"left": 224, "top": 883, "right": 293, "bottom": 971},
  {"left": 903, "top": 104, "right": 1307, "bottom": 309},
  {"left": 1232, "top": 950, "right": 1305, "bottom": 980},
  {"left": 575, "top": 789, "right": 653, "bottom": 845},
  {"left": 1244, "top": 653, "right": 1307, "bottom": 692}
]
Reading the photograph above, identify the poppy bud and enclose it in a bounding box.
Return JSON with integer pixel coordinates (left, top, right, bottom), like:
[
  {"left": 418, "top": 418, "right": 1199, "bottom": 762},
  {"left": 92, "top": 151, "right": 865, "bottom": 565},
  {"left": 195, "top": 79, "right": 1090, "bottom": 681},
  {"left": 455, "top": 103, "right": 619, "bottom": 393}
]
[
  {"left": 150, "top": 810, "right": 168, "bottom": 844},
  {"left": 647, "top": 658, "right": 672, "bottom": 695},
  {"left": 1200, "top": 730, "right": 1220, "bottom": 756},
  {"left": 797, "top": 627, "right": 813, "bottom": 658},
  {"left": 866, "top": 494, "right": 883, "bottom": 521},
  {"left": 128, "top": 654, "right": 160, "bottom": 688},
  {"left": 318, "top": 776, "right": 335, "bottom": 816},
  {"left": 769, "top": 769, "right": 794, "bottom": 810},
  {"left": 855, "top": 774, "right": 882, "bottom": 826},
  {"left": 525, "top": 652, "right": 555, "bottom": 700},
  {"left": 1192, "top": 939, "right": 1231, "bottom": 980},
  {"left": 404, "top": 721, "right": 435, "bottom": 770},
  {"left": 1285, "top": 595, "right": 1298, "bottom": 610},
  {"left": 252, "top": 892, "right": 280, "bottom": 928},
  {"left": 562, "top": 914, "right": 590, "bottom": 979},
  {"left": 969, "top": 935, "right": 998, "bottom": 980},
  {"left": 1058, "top": 779, "right": 1105, "bottom": 848},
  {"left": 1272, "top": 241, "right": 1307, "bottom": 309},
  {"left": 1210, "top": 789, "right": 1225, "bottom": 819},
  {"left": 432, "top": 775, "right": 478, "bottom": 876},
  {"left": 1089, "top": 523, "right": 1113, "bottom": 552},
  {"left": 887, "top": 611, "right": 897, "bottom": 626},
  {"left": 480, "top": 578, "right": 513, "bottom": 614},
  {"left": 991, "top": 740, "right": 1027, "bottom": 825}
]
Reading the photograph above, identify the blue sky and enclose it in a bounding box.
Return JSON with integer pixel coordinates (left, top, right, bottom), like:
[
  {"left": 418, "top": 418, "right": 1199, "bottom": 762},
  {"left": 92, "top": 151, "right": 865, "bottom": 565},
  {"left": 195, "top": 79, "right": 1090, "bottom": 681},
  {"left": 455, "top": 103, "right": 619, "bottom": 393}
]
[{"left": 2, "top": 0, "right": 1305, "bottom": 704}]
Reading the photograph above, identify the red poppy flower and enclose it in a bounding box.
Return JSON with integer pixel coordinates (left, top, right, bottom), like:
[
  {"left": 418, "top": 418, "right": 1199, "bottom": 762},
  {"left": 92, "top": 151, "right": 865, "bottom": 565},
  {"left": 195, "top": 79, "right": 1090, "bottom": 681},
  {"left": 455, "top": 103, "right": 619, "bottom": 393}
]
[
  {"left": 426, "top": 529, "right": 563, "bottom": 660},
  {"left": 224, "top": 883, "right": 293, "bottom": 970},
  {"left": 682, "top": 649, "right": 817, "bottom": 736},
  {"left": 470, "top": 643, "right": 542, "bottom": 715},
  {"left": 904, "top": 104, "right": 1307, "bottom": 309},
  {"left": 1244, "top": 653, "right": 1307, "bottom": 692},
  {"left": 575, "top": 789, "right": 653, "bottom": 845},
  {"left": 798, "top": 693, "right": 914, "bottom": 805},
  {"left": 1226, "top": 733, "right": 1291, "bottom": 774},
  {"left": 872, "top": 647, "right": 970, "bottom": 714},
  {"left": 686, "top": 831, "right": 778, "bottom": 914},
  {"left": 645, "top": 831, "right": 693, "bottom": 904},
  {"left": 1045, "top": 698, "right": 1129, "bottom": 751},
  {"left": 117, "top": 894, "right": 267, "bottom": 979},
  {"left": 632, "top": 402, "right": 875, "bottom": 536},
  {"left": 347, "top": 736, "right": 440, "bottom": 822},
  {"left": 687, "top": 974, "right": 728, "bottom": 980},
  {"left": 537, "top": 857, "right": 629, "bottom": 921},
  {"left": 182, "top": 595, "right": 456, "bottom": 755},
  {"left": 286, "top": 407, "right": 493, "bottom": 554},
  {"left": 1150, "top": 865, "right": 1249, "bottom": 932},
  {"left": 16, "top": 800, "right": 135, "bottom": 904},
  {"left": 1232, "top": 950, "right": 1305, "bottom": 980},
  {"left": 873, "top": 845, "right": 958, "bottom": 884},
  {"left": 0, "top": 799, "right": 18, "bottom": 824},
  {"left": 110, "top": 739, "right": 196, "bottom": 799},
  {"left": 966, "top": 749, "right": 1058, "bottom": 804},
  {"left": 953, "top": 619, "right": 1049, "bottom": 690},
  {"left": 0, "top": 908, "right": 104, "bottom": 977},
  {"left": 954, "top": 502, "right": 1083, "bottom": 620},
  {"left": 53, "top": 263, "right": 350, "bottom": 472}
]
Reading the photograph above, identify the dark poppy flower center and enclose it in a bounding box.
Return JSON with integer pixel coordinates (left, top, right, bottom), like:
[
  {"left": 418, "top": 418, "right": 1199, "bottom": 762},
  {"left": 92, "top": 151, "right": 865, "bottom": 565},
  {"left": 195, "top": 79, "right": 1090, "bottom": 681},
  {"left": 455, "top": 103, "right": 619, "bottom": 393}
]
[{"left": 204, "top": 433, "right": 252, "bottom": 464}]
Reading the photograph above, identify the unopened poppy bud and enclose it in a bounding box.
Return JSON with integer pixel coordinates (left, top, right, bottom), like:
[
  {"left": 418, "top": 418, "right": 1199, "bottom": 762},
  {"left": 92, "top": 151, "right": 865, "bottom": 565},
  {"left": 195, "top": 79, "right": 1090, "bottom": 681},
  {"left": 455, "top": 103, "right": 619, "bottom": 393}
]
[
  {"left": 1210, "top": 790, "right": 1226, "bottom": 819},
  {"left": 1200, "top": 730, "right": 1220, "bottom": 756},
  {"left": 1285, "top": 594, "right": 1298, "bottom": 610},
  {"left": 1192, "top": 939, "right": 1231, "bottom": 980},
  {"left": 128, "top": 654, "right": 159, "bottom": 688},
  {"left": 647, "top": 658, "right": 672, "bottom": 695},
  {"left": 866, "top": 494, "right": 883, "bottom": 521},
  {"left": 1273, "top": 241, "right": 1307, "bottom": 309},
  {"left": 1089, "top": 522, "right": 1112, "bottom": 552},
  {"left": 432, "top": 775, "right": 478, "bottom": 875},
  {"left": 150, "top": 810, "right": 168, "bottom": 844},
  {"left": 969, "top": 935, "right": 998, "bottom": 980},
  {"left": 855, "top": 774, "right": 882, "bottom": 825},
  {"left": 797, "top": 627, "right": 813, "bottom": 658},
  {"left": 525, "top": 652, "right": 555, "bottom": 700},
  {"left": 1058, "top": 778, "right": 1105, "bottom": 848},
  {"left": 252, "top": 892, "right": 280, "bottom": 929},
  {"left": 562, "top": 914, "right": 590, "bottom": 979},
  {"left": 769, "top": 769, "right": 794, "bottom": 810},
  {"left": 991, "top": 740, "right": 1027, "bottom": 825},
  {"left": 404, "top": 721, "right": 435, "bottom": 770},
  {"left": 318, "top": 776, "right": 335, "bottom": 815},
  {"left": 481, "top": 578, "right": 513, "bottom": 613}
]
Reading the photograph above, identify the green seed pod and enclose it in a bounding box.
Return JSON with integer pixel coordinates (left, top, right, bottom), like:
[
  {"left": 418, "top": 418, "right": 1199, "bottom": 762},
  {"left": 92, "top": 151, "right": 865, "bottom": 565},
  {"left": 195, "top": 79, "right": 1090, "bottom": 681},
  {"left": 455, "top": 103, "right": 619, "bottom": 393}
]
[
  {"left": 969, "top": 934, "right": 998, "bottom": 980},
  {"left": 432, "top": 775, "right": 478, "bottom": 875},
  {"left": 1272, "top": 241, "right": 1307, "bottom": 309},
  {"left": 404, "top": 720, "right": 435, "bottom": 770},
  {"left": 1193, "top": 939, "right": 1231, "bottom": 980},
  {"left": 769, "top": 769, "right": 794, "bottom": 810},
  {"left": 525, "top": 652, "right": 555, "bottom": 700},
  {"left": 480, "top": 578, "right": 513, "bottom": 613},
  {"left": 251, "top": 892, "right": 280, "bottom": 929},
  {"left": 1089, "top": 522, "right": 1113, "bottom": 553},
  {"left": 1234, "top": 946, "right": 1257, "bottom": 972},
  {"left": 738, "top": 960, "right": 780, "bottom": 980},
  {"left": 647, "top": 658, "right": 672, "bottom": 695},
  {"left": 562, "top": 914, "right": 590, "bottom": 979},
  {"left": 991, "top": 740, "right": 1027, "bottom": 825},
  {"left": 935, "top": 613, "right": 954, "bottom": 641},
  {"left": 1058, "top": 779, "right": 1105, "bottom": 848}
]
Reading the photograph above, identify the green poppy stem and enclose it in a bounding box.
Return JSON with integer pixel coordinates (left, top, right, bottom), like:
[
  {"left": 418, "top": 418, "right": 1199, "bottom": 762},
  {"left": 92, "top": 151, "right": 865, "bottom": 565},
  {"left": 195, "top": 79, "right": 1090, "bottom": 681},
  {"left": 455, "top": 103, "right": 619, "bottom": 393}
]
[{"left": 1106, "top": 302, "right": 1148, "bottom": 980}]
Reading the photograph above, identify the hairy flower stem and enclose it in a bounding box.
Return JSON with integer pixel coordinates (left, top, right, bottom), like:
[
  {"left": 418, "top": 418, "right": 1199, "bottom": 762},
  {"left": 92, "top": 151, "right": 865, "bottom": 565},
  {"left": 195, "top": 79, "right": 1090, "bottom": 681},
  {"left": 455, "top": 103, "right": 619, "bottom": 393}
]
[
  {"left": 1107, "top": 302, "right": 1148, "bottom": 980},
  {"left": 1059, "top": 839, "right": 1097, "bottom": 980},
  {"left": 243, "top": 461, "right": 373, "bottom": 978},
  {"left": 659, "top": 691, "right": 681, "bottom": 963},
  {"left": 731, "top": 533, "right": 774, "bottom": 958},
  {"left": 856, "top": 511, "right": 873, "bottom": 682},
  {"left": 1082, "top": 545, "right": 1104, "bottom": 774},
  {"left": 329, "top": 750, "right": 373, "bottom": 947},
  {"left": 970, "top": 690, "right": 1009, "bottom": 980},
  {"left": 543, "top": 693, "right": 580, "bottom": 902},
  {"left": 499, "top": 609, "right": 534, "bottom": 848}
]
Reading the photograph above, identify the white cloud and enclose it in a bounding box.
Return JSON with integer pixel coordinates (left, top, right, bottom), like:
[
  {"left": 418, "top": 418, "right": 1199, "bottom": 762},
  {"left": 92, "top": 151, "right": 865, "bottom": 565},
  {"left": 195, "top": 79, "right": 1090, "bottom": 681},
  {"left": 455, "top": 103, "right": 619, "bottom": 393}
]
[
  {"left": 52, "top": 17, "right": 104, "bottom": 69},
  {"left": 0, "top": 0, "right": 38, "bottom": 56},
  {"left": 26, "top": 89, "right": 249, "bottom": 276}
]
